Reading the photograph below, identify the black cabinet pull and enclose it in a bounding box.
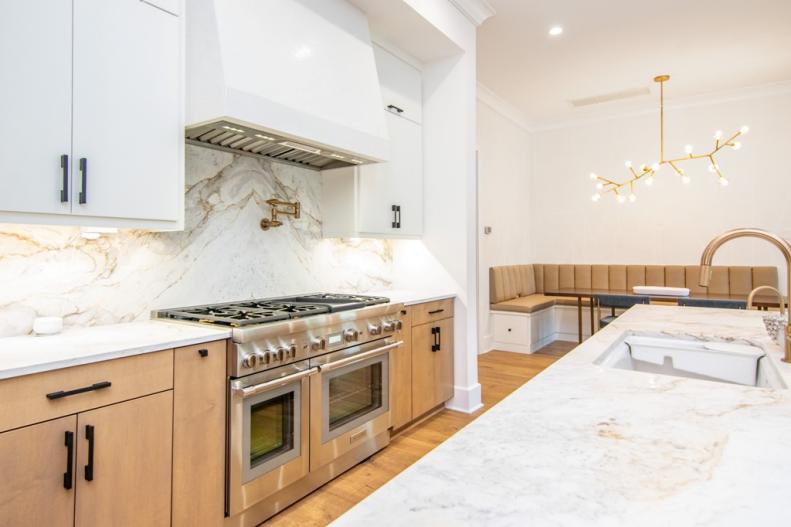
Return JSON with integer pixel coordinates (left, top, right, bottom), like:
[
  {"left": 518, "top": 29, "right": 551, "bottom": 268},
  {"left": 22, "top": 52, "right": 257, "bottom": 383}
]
[
  {"left": 60, "top": 155, "right": 69, "bottom": 203},
  {"left": 46, "top": 381, "right": 112, "bottom": 400},
  {"left": 84, "top": 425, "right": 95, "bottom": 481},
  {"left": 386, "top": 104, "right": 404, "bottom": 114},
  {"left": 63, "top": 431, "right": 74, "bottom": 490},
  {"left": 437, "top": 327, "right": 442, "bottom": 351},
  {"left": 431, "top": 326, "right": 439, "bottom": 352},
  {"left": 428, "top": 308, "right": 445, "bottom": 315},
  {"left": 391, "top": 205, "right": 401, "bottom": 229},
  {"left": 198, "top": 348, "right": 209, "bottom": 358},
  {"left": 78, "top": 157, "right": 87, "bottom": 204}
]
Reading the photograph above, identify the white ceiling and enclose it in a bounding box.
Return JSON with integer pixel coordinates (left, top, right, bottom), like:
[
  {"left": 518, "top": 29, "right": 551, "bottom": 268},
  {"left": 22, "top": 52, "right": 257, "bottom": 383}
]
[{"left": 477, "top": 0, "right": 791, "bottom": 127}]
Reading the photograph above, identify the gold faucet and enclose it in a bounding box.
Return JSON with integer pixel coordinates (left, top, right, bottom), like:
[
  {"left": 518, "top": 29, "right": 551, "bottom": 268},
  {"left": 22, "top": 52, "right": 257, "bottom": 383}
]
[{"left": 699, "top": 228, "right": 791, "bottom": 362}]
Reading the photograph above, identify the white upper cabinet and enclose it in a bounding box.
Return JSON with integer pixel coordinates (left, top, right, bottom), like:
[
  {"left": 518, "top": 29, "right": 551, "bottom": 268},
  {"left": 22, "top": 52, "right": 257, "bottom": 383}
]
[
  {"left": 0, "top": 1, "right": 73, "bottom": 216},
  {"left": 72, "top": 0, "right": 182, "bottom": 222},
  {"left": 0, "top": 0, "right": 184, "bottom": 229},
  {"left": 373, "top": 44, "right": 422, "bottom": 124},
  {"left": 322, "top": 46, "right": 423, "bottom": 239}
]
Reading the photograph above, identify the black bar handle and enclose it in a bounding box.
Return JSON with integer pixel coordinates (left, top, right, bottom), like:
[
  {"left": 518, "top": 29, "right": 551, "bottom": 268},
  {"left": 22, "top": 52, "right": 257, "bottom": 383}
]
[
  {"left": 60, "top": 155, "right": 69, "bottom": 203},
  {"left": 78, "top": 157, "right": 87, "bottom": 204},
  {"left": 46, "top": 381, "right": 112, "bottom": 400},
  {"left": 63, "top": 430, "right": 74, "bottom": 490},
  {"left": 84, "top": 425, "right": 95, "bottom": 481},
  {"left": 386, "top": 104, "right": 404, "bottom": 114},
  {"left": 391, "top": 204, "right": 398, "bottom": 228},
  {"left": 198, "top": 348, "right": 209, "bottom": 358},
  {"left": 437, "top": 327, "right": 441, "bottom": 351},
  {"left": 396, "top": 205, "right": 401, "bottom": 229},
  {"left": 428, "top": 309, "right": 445, "bottom": 315},
  {"left": 431, "top": 327, "right": 439, "bottom": 352}
]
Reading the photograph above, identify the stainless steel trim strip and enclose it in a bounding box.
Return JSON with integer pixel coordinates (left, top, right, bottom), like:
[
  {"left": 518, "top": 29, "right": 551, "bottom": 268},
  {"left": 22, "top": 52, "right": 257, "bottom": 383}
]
[
  {"left": 316, "top": 341, "right": 402, "bottom": 373},
  {"left": 236, "top": 368, "right": 317, "bottom": 398}
]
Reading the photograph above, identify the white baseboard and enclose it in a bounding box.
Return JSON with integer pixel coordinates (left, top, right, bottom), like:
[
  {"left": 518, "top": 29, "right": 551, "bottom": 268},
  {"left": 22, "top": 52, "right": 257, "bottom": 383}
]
[{"left": 447, "top": 382, "right": 483, "bottom": 413}]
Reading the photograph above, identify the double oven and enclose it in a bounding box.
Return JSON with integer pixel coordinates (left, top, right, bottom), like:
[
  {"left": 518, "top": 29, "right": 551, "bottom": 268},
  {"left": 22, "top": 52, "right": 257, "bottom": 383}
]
[{"left": 225, "top": 304, "right": 403, "bottom": 520}]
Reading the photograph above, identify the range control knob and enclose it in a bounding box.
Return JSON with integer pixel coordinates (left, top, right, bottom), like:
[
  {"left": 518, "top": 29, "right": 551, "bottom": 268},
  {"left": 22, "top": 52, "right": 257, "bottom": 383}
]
[
  {"left": 310, "top": 338, "right": 326, "bottom": 351},
  {"left": 368, "top": 324, "right": 382, "bottom": 336},
  {"left": 343, "top": 329, "right": 359, "bottom": 343},
  {"left": 382, "top": 321, "right": 396, "bottom": 332},
  {"left": 255, "top": 352, "right": 270, "bottom": 365},
  {"left": 289, "top": 344, "right": 298, "bottom": 358},
  {"left": 276, "top": 348, "right": 287, "bottom": 361},
  {"left": 267, "top": 349, "right": 279, "bottom": 362},
  {"left": 394, "top": 320, "right": 403, "bottom": 330},
  {"left": 242, "top": 354, "right": 257, "bottom": 368}
]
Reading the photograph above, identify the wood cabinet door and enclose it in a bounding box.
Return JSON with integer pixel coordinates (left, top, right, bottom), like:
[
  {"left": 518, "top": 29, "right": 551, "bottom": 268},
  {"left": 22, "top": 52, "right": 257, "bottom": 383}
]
[
  {"left": 433, "top": 317, "right": 455, "bottom": 405},
  {"left": 75, "top": 391, "right": 173, "bottom": 527},
  {"left": 0, "top": 0, "right": 72, "bottom": 216},
  {"left": 173, "top": 341, "right": 227, "bottom": 527},
  {"left": 0, "top": 415, "right": 77, "bottom": 527},
  {"left": 72, "top": 0, "right": 181, "bottom": 221},
  {"left": 411, "top": 322, "right": 438, "bottom": 418},
  {"left": 390, "top": 308, "right": 413, "bottom": 431}
]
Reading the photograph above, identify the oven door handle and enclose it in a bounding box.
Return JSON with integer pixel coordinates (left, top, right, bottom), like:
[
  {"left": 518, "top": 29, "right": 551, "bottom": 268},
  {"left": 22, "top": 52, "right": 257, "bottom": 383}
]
[
  {"left": 235, "top": 368, "right": 317, "bottom": 399},
  {"left": 317, "top": 340, "right": 403, "bottom": 373}
]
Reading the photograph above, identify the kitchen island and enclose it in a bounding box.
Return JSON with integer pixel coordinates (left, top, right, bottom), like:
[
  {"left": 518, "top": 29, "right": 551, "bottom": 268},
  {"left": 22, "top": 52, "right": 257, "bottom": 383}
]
[{"left": 332, "top": 304, "right": 791, "bottom": 526}]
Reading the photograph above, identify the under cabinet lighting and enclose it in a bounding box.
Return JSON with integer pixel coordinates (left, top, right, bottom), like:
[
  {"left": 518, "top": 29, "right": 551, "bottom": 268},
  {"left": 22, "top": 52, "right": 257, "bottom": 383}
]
[
  {"left": 254, "top": 134, "right": 275, "bottom": 141},
  {"left": 222, "top": 125, "right": 245, "bottom": 134},
  {"left": 549, "top": 26, "right": 563, "bottom": 36}
]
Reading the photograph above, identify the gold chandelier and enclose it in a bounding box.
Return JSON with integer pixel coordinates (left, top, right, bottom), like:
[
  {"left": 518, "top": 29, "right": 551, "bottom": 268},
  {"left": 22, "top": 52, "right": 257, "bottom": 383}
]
[{"left": 590, "top": 75, "right": 748, "bottom": 203}]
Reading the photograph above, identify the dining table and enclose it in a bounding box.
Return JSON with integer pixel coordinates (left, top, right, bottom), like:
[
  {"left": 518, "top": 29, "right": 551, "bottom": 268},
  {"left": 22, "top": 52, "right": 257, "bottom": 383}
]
[{"left": 542, "top": 287, "right": 787, "bottom": 343}]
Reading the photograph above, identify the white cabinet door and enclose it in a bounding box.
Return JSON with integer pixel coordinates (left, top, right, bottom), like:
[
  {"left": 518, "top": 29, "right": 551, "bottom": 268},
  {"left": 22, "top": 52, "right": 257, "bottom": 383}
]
[
  {"left": 358, "top": 111, "right": 422, "bottom": 237},
  {"left": 0, "top": 0, "right": 72, "bottom": 215},
  {"left": 72, "top": 0, "right": 181, "bottom": 221},
  {"left": 373, "top": 45, "right": 422, "bottom": 124}
]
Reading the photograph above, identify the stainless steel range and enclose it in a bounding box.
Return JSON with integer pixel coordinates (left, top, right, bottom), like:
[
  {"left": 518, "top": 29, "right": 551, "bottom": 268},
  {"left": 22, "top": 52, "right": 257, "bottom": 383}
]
[{"left": 154, "top": 293, "right": 404, "bottom": 526}]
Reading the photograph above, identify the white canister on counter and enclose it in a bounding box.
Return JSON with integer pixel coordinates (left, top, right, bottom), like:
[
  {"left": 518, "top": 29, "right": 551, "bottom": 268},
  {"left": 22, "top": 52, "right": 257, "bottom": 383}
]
[{"left": 32, "top": 317, "right": 64, "bottom": 336}]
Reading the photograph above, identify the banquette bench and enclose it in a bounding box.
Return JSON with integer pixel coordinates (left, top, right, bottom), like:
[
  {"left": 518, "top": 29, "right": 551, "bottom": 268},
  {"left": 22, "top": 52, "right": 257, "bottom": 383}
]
[{"left": 489, "top": 264, "right": 779, "bottom": 353}]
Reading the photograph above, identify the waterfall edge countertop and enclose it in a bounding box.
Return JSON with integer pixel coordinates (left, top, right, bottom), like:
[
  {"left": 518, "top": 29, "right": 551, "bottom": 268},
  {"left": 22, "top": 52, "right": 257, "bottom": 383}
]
[{"left": 332, "top": 304, "right": 791, "bottom": 527}]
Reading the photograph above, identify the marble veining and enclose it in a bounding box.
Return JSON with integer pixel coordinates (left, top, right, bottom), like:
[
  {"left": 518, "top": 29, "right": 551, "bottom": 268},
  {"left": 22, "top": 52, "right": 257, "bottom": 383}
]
[
  {"left": 333, "top": 305, "right": 791, "bottom": 527},
  {"left": 0, "top": 146, "right": 393, "bottom": 337}
]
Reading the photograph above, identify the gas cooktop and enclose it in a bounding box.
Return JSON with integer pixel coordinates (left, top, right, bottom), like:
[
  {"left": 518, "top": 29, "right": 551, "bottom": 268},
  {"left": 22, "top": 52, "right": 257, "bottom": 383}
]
[{"left": 153, "top": 293, "right": 390, "bottom": 327}]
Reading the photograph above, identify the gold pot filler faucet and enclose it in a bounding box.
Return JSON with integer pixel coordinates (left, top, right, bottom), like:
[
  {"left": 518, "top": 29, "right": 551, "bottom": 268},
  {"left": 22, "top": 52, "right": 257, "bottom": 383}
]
[{"left": 699, "top": 228, "right": 791, "bottom": 362}]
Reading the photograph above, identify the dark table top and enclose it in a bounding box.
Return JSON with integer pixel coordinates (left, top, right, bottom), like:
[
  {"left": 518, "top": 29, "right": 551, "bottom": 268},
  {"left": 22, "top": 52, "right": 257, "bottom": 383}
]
[{"left": 543, "top": 288, "right": 787, "bottom": 308}]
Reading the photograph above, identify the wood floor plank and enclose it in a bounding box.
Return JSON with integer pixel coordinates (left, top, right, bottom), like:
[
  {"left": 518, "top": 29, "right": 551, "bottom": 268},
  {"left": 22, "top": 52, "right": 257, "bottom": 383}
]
[{"left": 262, "top": 341, "right": 575, "bottom": 526}]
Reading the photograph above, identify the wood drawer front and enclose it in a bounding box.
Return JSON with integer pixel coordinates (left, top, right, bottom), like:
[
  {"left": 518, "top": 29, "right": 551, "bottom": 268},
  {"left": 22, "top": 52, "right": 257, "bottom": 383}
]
[
  {"left": 411, "top": 298, "right": 454, "bottom": 326},
  {"left": 0, "top": 349, "right": 174, "bottom": 432}
]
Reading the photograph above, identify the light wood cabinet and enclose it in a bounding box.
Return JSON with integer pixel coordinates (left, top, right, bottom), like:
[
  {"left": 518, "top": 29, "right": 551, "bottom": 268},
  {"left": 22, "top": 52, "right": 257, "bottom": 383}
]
[
  {"left": 411, "top": 317, "right": 454, "bottom": 418},
  {"left": 172, "top": 341, "right": 227, "bottom": 527},
  {"left": 0, "top": 0, "right": 184, "bottom": 229},
  {"left": 390, "top": 307, "right": 413, "bottom": 430},
  {"left": 0, "top": 416, "right": 77, "bottom": 527},
  {"left": 75, "top": 391, "right": 173, "bottom": 527}
]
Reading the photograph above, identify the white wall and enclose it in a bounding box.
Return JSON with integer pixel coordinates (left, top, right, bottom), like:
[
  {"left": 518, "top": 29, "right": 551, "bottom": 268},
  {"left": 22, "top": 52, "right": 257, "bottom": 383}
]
[
  {"left": 530, "top": 90, "right": 791, "bottom": 287},
  {"left": 476, "top": 97, "right": 533, "bottom": 352}
]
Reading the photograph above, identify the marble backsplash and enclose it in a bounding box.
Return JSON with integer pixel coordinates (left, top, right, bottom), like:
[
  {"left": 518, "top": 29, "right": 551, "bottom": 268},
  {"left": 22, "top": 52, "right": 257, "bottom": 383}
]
[{"left": 0, "top": 146, "right": 393, "bottom": 336}]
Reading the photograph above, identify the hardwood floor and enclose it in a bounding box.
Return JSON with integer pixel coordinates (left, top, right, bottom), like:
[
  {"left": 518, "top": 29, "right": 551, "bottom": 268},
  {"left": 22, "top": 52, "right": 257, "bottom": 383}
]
[{"left": 263, "top": 340, "right": 575, "bottom": 527}]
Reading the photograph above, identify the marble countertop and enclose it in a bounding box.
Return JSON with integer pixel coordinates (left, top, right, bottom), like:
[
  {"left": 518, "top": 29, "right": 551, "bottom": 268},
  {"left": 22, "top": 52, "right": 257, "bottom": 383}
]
[
  {"left": 333, "top": 304, "right": 791, "bottom": 527},
  {"left": 0, "top": 321, "right": 230, "bottom": 380},
  {"left": 370, "top": 289, "right": 456, "bottom": 306}
]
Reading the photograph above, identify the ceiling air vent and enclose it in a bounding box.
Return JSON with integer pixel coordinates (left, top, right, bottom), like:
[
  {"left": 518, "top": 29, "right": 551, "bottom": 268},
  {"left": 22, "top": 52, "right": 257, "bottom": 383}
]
[
  {"left": 185, "top": 120, "right": 370, "bottom": 171},
  {"left": 569, "top": 86, "right": 651, "bottom": 107}
]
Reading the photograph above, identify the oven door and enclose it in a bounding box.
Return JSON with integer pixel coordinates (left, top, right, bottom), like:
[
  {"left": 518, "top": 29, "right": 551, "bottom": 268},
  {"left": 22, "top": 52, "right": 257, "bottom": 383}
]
[
  {"left": 227, "top": 364, "right": 316, "bottom": 516},
  {"left": 309, "top": 338, "right": 402, "bottom": 471}
]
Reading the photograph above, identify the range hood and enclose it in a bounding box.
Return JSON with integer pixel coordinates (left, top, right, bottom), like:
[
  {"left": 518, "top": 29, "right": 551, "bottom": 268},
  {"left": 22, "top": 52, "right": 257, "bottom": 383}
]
[{"left": 186, "top": 0, "right": 389, "bottom": 170}]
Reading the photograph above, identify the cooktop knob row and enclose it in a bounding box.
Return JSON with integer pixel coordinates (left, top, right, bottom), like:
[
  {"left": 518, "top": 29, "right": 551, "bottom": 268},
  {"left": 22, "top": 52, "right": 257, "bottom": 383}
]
[{"left": 344, "top": 329, "right": 359, "bottom": 342}]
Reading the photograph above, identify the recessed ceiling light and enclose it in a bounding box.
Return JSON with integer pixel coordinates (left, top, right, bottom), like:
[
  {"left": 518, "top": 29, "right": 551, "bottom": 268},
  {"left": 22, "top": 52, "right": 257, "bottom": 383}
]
[{"left": 549, "top": 26, "right": 563, "bottom": 36}]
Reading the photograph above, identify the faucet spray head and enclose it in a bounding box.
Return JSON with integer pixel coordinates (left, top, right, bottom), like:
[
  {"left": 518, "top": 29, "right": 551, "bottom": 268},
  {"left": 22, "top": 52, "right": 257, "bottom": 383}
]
[{"left": 699, "top": 265, "right": 712, "bottom": 287}]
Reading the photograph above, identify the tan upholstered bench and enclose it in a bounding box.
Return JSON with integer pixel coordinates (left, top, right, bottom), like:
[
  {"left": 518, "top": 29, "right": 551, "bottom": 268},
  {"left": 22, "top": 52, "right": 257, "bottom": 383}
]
[{"left": 488, "top": 264, "right": 778, "bottom": 353}]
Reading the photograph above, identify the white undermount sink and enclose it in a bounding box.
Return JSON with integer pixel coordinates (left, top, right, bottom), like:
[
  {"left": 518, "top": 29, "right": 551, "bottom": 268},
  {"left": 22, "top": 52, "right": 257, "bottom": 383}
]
[{"left": 596, "top": 335, "right": 787, "bottom": 389}]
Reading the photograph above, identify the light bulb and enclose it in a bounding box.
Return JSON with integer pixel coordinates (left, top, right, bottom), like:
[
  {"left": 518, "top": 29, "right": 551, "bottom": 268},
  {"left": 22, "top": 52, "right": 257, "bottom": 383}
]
[
  {"left": 624, "top": 160, "right": 632, "bottom": 168},
  {"left": 651, "top": 163, "right": 660, "bottom": 171},
  {"left": 596, "top": 182, "right": 604, "bottom": 190},
  {"left": 681, "top": 175, "right": 691, "bottom": 184},
  {"left": 628, "top": 193, "right": 637, "bottom": 203},
  {"left": 645, "top": 176, "right": 655, "bottom": 186},
  {"left": 640, "top": 163, "right": 648, "bottom": 171},
  {"left": 591, "top": 193, "right": 601, "bottom": 202},
  {"left": 684, "top": 144, "right": 694, "bottom": 154},
  {"left": 731, "top": 141, "right": 742, "bottom": 150},
  {"left": 616, "top": 194, "right": 626, "bottom": 204},
  {"left": 740, "top": 125, "right": 750, "bottom": 134},
  {"left": 719, "top": 177, "right": 729, "bottom": 186},
  {"left": 714, "top": 130, "right": 723, "bottom": 140},
  {"left": 589, "top": 172, "right": 598, "bottom": 180},
  {"left": 708, "top": 163, "right": 718, "bottom": 173}
]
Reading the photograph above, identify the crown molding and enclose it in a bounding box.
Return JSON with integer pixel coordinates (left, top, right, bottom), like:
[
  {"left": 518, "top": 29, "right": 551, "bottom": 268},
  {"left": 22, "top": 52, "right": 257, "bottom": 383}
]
[
  {"left": 477, "top": 82, "right": 534, "bottom": 132},
  {"left": 448, "top": 0, "right": 495, "bottom": 26},
  {"left": 532, "top": 79, "right": 791, "bottom": 132}
]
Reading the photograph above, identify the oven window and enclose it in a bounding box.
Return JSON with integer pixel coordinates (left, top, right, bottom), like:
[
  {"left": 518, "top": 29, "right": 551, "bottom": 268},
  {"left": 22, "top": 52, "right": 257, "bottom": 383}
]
[
  {"left": 328, "top": 362, "right": 383, "bottom": 431},
  {"left": 249, "top": 392, "right": 294, "bottom": 468}
]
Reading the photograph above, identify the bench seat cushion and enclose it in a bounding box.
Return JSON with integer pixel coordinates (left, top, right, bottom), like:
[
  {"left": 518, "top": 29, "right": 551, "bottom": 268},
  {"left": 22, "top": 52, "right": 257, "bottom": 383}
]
[{"left": 491, "top": 294, "right": 556, "bottom": 314}]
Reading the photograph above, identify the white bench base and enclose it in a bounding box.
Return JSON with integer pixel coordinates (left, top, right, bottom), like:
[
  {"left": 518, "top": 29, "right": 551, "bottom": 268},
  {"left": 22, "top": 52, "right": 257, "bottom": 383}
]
[{"left": 489, "top": 305, "right": 596, "bottom": 354}]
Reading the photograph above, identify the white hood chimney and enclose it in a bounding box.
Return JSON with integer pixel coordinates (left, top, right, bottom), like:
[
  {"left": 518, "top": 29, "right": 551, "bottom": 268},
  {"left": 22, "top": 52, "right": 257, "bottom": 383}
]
[{"left": 186, "top": 0, "right": 388, "bottom": 169}]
